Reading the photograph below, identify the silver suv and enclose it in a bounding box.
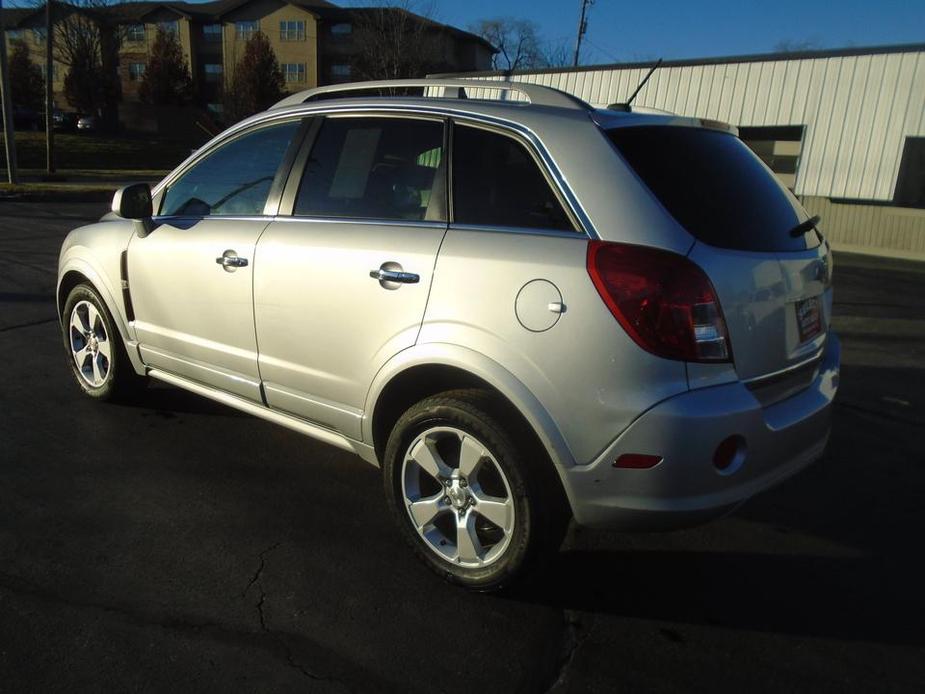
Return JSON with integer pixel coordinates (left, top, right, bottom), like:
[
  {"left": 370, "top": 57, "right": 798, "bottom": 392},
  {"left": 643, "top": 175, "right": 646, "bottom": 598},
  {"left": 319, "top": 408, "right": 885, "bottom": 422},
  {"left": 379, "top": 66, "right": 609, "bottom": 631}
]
[{"left": 57, "top": 79, "right": 840, "bottom": 590}]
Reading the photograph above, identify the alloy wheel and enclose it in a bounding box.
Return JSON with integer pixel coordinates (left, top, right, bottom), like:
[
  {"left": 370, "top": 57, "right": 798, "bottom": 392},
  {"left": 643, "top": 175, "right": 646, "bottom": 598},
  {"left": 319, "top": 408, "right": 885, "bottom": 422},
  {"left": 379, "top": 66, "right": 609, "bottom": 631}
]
[
  {"left": 401, "top": 426, "right": 516, "bottom": 568},
  {"left": 69, "top": 300, "right": 111, "bottom": 388}
]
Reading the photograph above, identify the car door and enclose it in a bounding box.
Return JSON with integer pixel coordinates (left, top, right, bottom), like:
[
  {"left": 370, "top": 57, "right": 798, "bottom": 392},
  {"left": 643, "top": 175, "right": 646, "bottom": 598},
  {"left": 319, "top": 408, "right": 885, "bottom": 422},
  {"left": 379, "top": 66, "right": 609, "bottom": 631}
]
[
  {"left": 129, "top": 119, "right": 305, "bottom": 401},
  {"left": 254, "top": 114, "right": 448, "bottom": 439}
]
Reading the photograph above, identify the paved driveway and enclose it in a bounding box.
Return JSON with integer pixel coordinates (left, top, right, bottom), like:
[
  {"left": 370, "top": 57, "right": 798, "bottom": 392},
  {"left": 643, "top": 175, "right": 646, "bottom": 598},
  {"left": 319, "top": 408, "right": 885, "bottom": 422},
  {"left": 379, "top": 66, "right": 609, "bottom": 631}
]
[{"left": 1, "top": 202, "right": 923, "bottom": 692}]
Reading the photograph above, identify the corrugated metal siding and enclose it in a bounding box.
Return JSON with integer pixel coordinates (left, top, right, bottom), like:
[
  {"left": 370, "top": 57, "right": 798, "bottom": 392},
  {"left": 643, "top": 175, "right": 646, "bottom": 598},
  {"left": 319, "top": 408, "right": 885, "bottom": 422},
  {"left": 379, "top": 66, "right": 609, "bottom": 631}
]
[
  {"left": 803, "top": 196, "right": 925, "bottom": 258},
  {"left": 471, "top": 50, "right": 925, "bottom": 202}
]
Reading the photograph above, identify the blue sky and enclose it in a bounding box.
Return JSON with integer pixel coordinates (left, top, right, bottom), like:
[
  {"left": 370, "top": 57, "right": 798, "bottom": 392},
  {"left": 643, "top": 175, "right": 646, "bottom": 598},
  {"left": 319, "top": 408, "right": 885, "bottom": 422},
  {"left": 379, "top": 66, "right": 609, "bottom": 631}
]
[{"left": 381, "top": 0, "right": 924, "bottom": 65}]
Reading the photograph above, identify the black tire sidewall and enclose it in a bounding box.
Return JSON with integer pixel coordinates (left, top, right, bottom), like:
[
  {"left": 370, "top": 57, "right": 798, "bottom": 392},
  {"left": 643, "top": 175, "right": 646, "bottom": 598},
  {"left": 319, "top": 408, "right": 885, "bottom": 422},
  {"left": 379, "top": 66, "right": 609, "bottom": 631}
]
[
  {"left": 61, "top": 284, "right": 125, "bottom": 400},
  {"left": 383, "top": 394, "right": 542, "bottom": 591}
]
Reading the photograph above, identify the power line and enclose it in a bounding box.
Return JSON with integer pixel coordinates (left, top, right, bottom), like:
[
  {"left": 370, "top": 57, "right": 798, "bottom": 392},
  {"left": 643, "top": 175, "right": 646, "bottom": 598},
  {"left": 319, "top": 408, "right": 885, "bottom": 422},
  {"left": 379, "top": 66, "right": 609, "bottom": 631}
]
[{"left": 581, "top": 36, "right": 622, "bottom": 63}]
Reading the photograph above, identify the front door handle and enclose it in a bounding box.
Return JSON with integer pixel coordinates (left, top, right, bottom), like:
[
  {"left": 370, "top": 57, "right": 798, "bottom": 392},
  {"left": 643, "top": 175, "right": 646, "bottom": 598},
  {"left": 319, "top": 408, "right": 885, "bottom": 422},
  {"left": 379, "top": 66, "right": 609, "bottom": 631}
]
[
  {"left": 216, "top": 251, "right": 248, "bottom": 272},
  {"left": 369, "top": 268, "right": 419, "bottom": 284}
]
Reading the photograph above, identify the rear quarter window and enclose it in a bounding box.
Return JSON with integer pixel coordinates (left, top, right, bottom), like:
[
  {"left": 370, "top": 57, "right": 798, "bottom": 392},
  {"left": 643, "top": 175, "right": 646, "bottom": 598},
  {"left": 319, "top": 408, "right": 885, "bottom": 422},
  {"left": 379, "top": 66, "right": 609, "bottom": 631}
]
[
  {"left": 453, "top": 124, "right": 575, "bottom": 232},
  {"left": 607, "top": 126, "right": 819, "bottom": 252}
]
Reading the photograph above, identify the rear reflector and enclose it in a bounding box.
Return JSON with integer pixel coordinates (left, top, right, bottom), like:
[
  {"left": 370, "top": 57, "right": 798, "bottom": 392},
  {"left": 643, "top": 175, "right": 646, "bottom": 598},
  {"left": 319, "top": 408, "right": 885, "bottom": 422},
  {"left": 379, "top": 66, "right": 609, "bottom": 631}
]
[
  {"left": 713, "top": 435, "right": 746, "bottom": 473},
  {"left": 587, "top": 241, "right": 731, "bottom": 363},
  {"left": 614, "top": 453, "right": 663, "bottom": 469}
]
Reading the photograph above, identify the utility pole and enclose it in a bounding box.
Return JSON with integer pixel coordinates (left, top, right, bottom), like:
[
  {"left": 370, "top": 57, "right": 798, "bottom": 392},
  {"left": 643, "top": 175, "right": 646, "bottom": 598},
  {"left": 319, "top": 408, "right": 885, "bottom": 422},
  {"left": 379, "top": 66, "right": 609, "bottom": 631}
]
[
  {"left": 0, "top": 0, "right": 19, "bottom": 184},
  {"left": 572, "top": 0, "right": 594, "bottom": 67},
  {"left": 45, "top": 0, "right": 55, "bottom": 173}
]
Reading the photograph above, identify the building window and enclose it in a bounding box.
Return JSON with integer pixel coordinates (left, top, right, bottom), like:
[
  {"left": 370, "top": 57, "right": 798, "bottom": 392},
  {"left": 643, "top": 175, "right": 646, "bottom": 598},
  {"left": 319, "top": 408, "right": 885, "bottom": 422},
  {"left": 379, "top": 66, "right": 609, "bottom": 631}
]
[
  {"left": 128, "top": 63, "right": 145, "bottom": 81},
  {"left": 738, "top": 125, "right": 804, "bottom": 190},
  {"left": 204, "top": 63, "right": 223, "bottom": 83},
  {"left": 330, "top": 64, "right": 351, "bottom": 79},
  {"left": 235, "top": 21, "right": 258, "bottom": 40},
  {"left": 158, "top": 21, "right": 179, "bottom": 36},
  {"left": 282, "top": 63, "right": 305, "bottom": 83},
  {"left": 203, "top": 24, "right": 222, "bottom": 42},
  {"left": 32, "top": 27, "right": 47, "bottom": 42},
  {"left": 330, "top": 22, "right": 351, "bottom": 35},
  {"left": 894, "top": 137, "right": 925, "bottom": 209},
  {"left": 279, "top": 20, "right": 305, "bottom": 41},
  {"left": 126, "top": 24, "right": 145, "bottom": 42}
]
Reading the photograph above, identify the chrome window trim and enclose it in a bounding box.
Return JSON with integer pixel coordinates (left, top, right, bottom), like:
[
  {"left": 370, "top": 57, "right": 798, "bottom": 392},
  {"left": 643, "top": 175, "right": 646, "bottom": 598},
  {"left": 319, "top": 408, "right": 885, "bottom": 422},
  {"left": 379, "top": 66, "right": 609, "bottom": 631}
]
[
  {"left": 153, "top": 104, "right": 599, "bottom": 240},
  {"left": 152, "top": 215, "right": 274, "bottom": 224},
  {"left": 449, "top": 223, "right": 588, "bottom": 240},
  {"left": 322, "top": 112, "right": 446, "bottom": 123},
  {"left": 270, "top": 215, "right": 447, "bottom": 230}
]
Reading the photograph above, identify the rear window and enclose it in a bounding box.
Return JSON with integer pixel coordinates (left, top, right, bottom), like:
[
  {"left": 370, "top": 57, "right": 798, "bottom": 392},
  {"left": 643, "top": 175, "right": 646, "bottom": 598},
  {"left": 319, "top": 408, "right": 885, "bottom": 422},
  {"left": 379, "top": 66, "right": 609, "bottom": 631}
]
[{"left": 607, "top": 126, "right": 819, "bottom": 252}]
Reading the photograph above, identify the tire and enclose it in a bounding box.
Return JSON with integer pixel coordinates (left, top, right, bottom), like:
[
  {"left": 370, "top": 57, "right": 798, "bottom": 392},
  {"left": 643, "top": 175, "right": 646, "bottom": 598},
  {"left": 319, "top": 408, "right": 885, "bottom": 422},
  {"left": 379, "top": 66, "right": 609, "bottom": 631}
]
[
  {"left": 383, "top": 388, "right": 570, "bottom": 591},
  {"left": 61, "top": 283, "right": 145, "bottom": 401}
]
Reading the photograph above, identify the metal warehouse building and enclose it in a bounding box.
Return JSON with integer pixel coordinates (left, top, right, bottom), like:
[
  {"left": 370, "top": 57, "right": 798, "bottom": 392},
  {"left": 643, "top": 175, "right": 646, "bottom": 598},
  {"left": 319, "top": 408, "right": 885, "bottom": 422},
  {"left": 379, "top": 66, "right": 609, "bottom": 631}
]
[{"left": 450, "top": 44, "right": 925, "bottom": 259}]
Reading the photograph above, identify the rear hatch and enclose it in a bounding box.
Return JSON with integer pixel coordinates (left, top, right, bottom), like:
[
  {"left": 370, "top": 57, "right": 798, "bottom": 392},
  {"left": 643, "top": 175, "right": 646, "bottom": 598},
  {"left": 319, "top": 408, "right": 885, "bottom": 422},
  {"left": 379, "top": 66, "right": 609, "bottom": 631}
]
[{"left": 606, "top": 124, "right": 832, "bottom": 383}]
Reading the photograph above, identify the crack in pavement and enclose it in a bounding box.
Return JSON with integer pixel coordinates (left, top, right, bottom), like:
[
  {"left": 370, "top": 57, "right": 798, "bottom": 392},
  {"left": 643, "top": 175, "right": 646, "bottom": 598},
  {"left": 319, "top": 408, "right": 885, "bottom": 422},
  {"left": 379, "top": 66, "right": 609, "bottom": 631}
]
[
  {"left": 0, "top": 569, "right": 363, "bottom": 692},
  {"left": 241, "top": 542, "right": 280, "bottom": 599},
  {"left": 242, "top": 543, "right": 345, "bottom": 689},
  {"left": 545, "top": 609, "right": 594, "bottom": 693},
  {"left": 0, "top": 570, "right": 219, "bottom": 635}
]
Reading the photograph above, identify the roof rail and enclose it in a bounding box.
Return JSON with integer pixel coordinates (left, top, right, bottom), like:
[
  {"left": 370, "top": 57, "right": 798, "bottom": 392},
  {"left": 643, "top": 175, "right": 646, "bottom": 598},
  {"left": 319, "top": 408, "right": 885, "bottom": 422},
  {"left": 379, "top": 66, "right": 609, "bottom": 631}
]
[{"left": 270, "top": 78, "right": 591, "bottom": 111}]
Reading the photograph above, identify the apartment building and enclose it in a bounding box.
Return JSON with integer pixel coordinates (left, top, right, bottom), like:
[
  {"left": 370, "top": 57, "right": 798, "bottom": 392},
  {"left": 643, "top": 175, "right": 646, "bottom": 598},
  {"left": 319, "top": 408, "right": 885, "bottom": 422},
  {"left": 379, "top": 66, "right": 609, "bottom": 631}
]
[{"left": 2, "top": 0, "right": 494, "bottom": 118}]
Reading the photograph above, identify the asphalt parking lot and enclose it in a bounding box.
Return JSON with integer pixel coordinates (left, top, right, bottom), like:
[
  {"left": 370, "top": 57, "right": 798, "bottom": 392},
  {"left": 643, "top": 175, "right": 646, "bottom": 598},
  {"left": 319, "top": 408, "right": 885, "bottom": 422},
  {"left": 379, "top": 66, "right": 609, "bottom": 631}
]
[{"left": 1, "top": 201, "right": 923, "bottom": 693}]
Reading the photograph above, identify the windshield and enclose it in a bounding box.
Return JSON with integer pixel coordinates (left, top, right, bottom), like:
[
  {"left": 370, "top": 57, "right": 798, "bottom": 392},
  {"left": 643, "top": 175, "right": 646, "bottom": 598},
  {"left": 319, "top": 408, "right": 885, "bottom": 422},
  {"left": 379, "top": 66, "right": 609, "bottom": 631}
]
[{"left": 607, "top": 125, "right": 820, "bottom": 252}]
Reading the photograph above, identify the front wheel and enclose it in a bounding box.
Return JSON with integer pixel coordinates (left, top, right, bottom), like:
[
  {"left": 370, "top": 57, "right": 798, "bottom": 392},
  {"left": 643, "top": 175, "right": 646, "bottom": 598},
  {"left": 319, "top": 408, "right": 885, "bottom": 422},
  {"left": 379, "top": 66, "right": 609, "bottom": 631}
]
[
  {"left": 383, "top": 389, "right": 569, "bottom": 591},
  {"left": 61, "top": 283, "right": 145, "bottom": 401}
]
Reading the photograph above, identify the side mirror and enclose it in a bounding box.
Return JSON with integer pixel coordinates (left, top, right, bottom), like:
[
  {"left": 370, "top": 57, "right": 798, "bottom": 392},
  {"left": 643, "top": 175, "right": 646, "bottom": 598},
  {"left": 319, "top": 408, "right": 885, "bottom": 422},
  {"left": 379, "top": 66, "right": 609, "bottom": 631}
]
[{"left": 112, "top": 183, "right": 155, "bottom": 237}]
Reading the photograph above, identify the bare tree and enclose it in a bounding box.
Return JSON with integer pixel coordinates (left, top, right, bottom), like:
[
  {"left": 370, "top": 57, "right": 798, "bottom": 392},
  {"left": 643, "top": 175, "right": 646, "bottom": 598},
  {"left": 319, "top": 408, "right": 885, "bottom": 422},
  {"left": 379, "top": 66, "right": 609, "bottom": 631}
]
[
  {"left": 541, "top": 39, "right": 572, "bottom": 69},
  {"left": 470, "top": 18, "right": 545, "bottom": 72},
  {"left": 349, "top": 1, "right": 441, "bottom": 81},
  {"left": 47, "top": 0, "right": 122, "bottom": 127}
]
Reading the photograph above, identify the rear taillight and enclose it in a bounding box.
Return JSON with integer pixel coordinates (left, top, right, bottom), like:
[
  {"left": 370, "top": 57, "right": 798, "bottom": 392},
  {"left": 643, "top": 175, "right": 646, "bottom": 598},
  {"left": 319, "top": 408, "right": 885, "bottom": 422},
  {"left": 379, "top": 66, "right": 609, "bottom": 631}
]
[{"left": 586, "top": 241, "right": 731, "bottom": 363}]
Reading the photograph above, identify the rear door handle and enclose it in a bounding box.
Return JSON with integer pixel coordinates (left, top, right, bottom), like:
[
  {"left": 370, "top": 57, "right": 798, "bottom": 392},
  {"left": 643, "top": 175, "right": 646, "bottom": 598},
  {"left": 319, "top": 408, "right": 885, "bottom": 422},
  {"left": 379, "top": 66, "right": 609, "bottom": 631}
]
[{"left": 369, "top": 268, "right": 419, "bottom": 284}]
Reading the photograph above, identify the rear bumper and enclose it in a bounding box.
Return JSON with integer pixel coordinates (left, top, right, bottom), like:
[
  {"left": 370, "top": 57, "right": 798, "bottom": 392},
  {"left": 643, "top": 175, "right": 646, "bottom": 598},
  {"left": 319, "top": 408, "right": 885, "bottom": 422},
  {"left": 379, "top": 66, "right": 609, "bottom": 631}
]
[{"left": 562, "top": 334, "right": 840, "bottom": 529}]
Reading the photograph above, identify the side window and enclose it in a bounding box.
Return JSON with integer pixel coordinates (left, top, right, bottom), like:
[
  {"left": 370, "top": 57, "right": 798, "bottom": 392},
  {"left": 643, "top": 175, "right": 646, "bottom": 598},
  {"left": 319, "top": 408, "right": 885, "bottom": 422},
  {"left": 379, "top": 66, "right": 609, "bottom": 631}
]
[
  {"left": 160, "top": 121, "right": 300, "bottom": 217},
  {"left": 294, "top": 117, "right": 445, "bottom": 222},
  {"left": 453, "top": 124, "right": 574, "bottom": 231}
]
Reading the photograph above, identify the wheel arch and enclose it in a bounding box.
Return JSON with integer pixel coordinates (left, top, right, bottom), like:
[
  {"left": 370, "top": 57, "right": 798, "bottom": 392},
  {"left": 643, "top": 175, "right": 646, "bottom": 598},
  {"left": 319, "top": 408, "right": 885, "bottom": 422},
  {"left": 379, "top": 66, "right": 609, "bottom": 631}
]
[
  {"left": 366, "top": 345, "right": 579, "bottom": 479},
  {"left": 57, "top": 258, "right": 145, "bottom": 376}
]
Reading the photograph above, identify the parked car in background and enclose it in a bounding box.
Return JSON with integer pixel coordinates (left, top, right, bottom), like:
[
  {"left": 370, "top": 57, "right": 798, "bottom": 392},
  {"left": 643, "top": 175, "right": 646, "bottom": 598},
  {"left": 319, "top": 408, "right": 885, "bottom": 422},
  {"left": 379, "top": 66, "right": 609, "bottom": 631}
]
[
  {"left": 56, "top": 78, "right": 840, "bottom": 591},
  {"left": 76, "top": 115, "right": 98, "bottom": 132},
  {"left": 53, "top": 110, "right": 80, "bottom": 132}
]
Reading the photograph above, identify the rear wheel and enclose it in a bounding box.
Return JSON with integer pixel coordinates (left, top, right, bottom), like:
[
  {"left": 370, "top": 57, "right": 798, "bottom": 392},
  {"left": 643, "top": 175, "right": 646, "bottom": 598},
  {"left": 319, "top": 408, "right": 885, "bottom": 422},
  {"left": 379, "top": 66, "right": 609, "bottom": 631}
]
[
  {"left": 61, "top": 283, "right": 145, "bottom": 401},
  {"left": 383, "top": 389, "right": 569, "bottom": 591}
]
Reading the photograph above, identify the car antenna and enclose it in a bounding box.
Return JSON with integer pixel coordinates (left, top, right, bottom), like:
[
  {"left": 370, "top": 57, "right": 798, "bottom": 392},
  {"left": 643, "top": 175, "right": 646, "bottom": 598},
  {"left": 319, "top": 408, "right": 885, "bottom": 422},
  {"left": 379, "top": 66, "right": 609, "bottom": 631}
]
[
  {"left": 626, "top": 58, "right": 663, "bottom": 105},
  {"left": 608, "top": 58, "right": 663, "bottom": 111}
]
